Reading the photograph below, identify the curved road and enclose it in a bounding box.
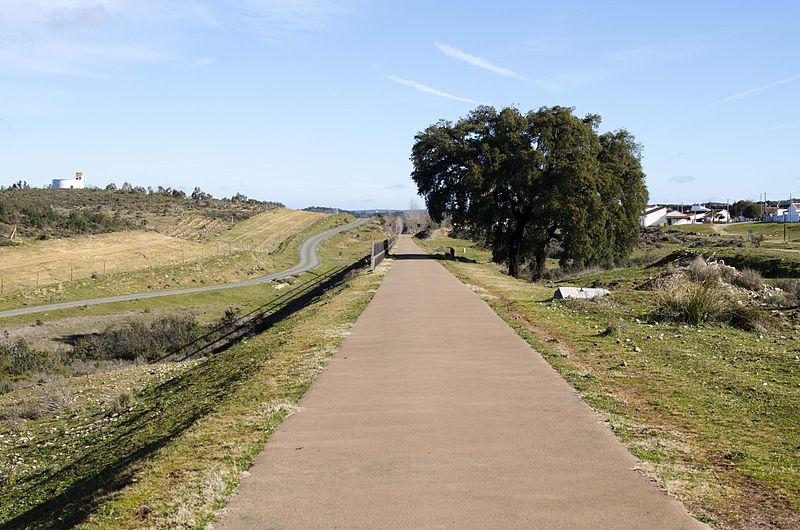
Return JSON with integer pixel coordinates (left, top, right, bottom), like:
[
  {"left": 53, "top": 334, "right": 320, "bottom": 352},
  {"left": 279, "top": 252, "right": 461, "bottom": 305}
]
[{"left": 0, "top": 218, "right": 367, "bottom": 319}]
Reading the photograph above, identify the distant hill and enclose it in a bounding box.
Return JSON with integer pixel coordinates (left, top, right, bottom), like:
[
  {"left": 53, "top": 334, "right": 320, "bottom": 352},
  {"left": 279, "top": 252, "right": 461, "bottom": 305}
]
[{"left": 0, "top": 188, "right": 283, "bottom": 241}]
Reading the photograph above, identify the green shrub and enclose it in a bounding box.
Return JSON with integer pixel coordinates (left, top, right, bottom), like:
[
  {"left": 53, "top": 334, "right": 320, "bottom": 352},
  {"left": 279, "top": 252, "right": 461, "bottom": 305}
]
[
  {"left": 0, "top": 337, "right": 68, "bottom": 393},
  {"left": 0, "top": 337, "right": 66, "bottom": 377},
  {"left": 73, "top": 314, "right": 201, "bottom": 362}
]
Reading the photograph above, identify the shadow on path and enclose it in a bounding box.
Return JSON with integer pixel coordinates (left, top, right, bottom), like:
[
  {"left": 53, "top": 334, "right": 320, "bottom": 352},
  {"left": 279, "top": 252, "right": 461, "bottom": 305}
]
[{"left": 0, "top": 258, "right": 368, "bottom": 530}]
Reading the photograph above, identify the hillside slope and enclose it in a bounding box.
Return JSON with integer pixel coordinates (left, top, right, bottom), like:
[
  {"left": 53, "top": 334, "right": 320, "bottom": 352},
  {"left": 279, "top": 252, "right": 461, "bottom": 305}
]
[{"left": 0, "top": 188, "right": 281, "bottom": 241}]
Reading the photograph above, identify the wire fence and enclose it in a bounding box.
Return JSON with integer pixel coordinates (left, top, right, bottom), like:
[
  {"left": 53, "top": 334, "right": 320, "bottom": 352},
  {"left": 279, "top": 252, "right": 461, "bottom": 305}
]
[{"left": 0, "top": 240, "right": 286, "bottom": 295}]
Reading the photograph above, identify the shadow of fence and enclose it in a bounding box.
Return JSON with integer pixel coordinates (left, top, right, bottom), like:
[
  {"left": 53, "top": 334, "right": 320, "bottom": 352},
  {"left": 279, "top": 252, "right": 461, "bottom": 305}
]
[{"left": 0, "top": 256, "right": 369, "bottom": 530}]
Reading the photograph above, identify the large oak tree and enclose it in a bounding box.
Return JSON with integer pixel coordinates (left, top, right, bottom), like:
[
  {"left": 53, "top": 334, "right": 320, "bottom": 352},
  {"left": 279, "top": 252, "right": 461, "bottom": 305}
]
[{"left": 411, "top": 106, "right": 647, "bottom": 279}]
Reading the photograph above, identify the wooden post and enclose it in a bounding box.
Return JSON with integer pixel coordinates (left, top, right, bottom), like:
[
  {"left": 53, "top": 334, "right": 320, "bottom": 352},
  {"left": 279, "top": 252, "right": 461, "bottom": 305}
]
[
  {"left": 1, "top": 275, "right": 3, "bottom": 295},
  {"left": 36, "top": 271, "right": 40, "bottom": 287},
  {"left": 103, "top": 260, "right": 106, "bottom": 274},
  {"left": 70, "top": 265, "right": 74, "bottom": 282}
]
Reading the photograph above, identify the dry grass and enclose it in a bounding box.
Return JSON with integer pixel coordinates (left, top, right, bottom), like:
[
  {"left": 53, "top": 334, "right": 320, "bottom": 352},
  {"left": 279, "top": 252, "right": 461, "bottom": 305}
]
[
  {"left": 161, "top": 216, "right": 229, "bottom": 241},
  {"left": 0, "top": 208, "right": 329, "bottom": 295},
  {"left": 733, "top": 267, "right": 764, "bottom": 291},
  {"left": 212, "top": 208, "right": 327, "bottom": 250},
  {"left": 0, "top": 232, "right": 214, "bottom": 293}
]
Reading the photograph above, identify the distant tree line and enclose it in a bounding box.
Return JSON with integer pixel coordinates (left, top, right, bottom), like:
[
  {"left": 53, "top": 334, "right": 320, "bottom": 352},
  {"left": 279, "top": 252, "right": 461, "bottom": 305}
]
[
  {"left": 99, "top": 182, "right": 278, "bottom": 206},
  {"left": 0, "top": 197, "right": 131, "bottom": 238}
]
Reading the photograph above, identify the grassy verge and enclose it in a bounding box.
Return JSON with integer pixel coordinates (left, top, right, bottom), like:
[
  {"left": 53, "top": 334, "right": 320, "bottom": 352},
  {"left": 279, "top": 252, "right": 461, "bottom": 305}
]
[
  {"left": 416, "top": 232, "right": 800, "bottom": 529},
  {"left": 0, "top": 220, "right": 389, "bottom": 528},
  {"left": 0, "top": 214, "right": 349, "bottom": 312}
]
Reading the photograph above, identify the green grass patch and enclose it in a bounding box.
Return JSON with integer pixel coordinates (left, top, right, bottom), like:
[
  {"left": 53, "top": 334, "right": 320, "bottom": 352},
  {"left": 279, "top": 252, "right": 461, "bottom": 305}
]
[
  {"left": 416, "top": 231, "right": 800, "bottom": 529},
  {"left": 0, "top": 220, "right": 389, "bottom": 528},
  {"left": 725, "top": 222, "right": 800, "bottom": 241}
]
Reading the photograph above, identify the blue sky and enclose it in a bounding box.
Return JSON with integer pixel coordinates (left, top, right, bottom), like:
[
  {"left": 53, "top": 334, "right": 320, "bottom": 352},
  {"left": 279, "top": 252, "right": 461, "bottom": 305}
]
[{"left": 1, "top": 1, "right": 798, "bottom": 209}]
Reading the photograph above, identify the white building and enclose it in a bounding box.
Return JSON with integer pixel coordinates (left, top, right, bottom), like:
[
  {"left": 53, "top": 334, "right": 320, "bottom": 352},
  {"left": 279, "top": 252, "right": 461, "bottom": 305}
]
[
  {"left": 715, "top": 209, "right": 731, "bottom": 223},
  {"left": 703, "top": 209, "right": 731, "bottom": 223},
  {"left": 773, "top": 203, "right": 800, "bottom": 223},
  {"left": 764, "top": 207, "right": 788, "bottom": 222},
  {"left": 666, "top": 210, "right": 692, "bottom": 225},
  {"left": 52, "top": 171, "right": 85, "bottom": 189},
  {"left": 639, "top": 206, "right": 668, "bottom": 227}
]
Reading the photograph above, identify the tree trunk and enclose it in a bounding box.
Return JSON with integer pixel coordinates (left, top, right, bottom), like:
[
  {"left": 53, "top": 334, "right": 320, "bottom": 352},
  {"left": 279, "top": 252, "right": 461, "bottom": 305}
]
[
  {"left": 533, "top": 245, "right": 547, "bottom": 280},
  {"left": 535, "top": 255, "right": 546, "bottom": 280},
  {"left": 508, "top": 243, "right": 521, "bottom": 278},
  {"left": 507, "top": 224, "right": 525, "bottom": 278}
]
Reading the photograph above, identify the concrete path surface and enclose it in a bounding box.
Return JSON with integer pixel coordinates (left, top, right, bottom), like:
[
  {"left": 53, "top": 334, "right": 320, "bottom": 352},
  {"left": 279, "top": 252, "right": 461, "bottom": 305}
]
[
  {"left": 217, "top": 236, "right": 704, "bottom": 529},
  {"left": 0, "top": 219, "right": 366, "bottom": 319}
]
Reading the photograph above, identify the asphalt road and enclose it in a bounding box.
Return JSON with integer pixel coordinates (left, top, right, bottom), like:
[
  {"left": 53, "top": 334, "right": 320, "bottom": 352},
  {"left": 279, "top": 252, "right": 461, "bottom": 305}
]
[
  {"left": 0, "top": 218, "right": 367, "bottom": 319},
  {"left": 218, "top": 235, "right": 705, "bottom": 529}
]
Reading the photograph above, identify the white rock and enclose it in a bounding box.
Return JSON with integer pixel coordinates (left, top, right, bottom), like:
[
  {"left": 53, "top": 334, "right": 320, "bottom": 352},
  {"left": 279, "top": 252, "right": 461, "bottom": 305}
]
[{"left": 553, "top": 287, "right": 611, "bottom": 300}]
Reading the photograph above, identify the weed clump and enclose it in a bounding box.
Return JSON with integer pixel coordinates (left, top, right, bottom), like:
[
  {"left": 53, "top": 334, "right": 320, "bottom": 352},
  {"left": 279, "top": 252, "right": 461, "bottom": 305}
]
[
  {"left": 654, "top": 277, "right": 726, "bottom": 326},
  {"left": 773, "top": 279, "right": 800, "bottom": 305},
  {"left": 600, "top": 319, "right": 625, "bottom": 337},
  {"left": 111, "top": 391, "right": 134, "bottom": 413},
  {"left": 652, "top": 257, "right": 773, "bottom": 332},
  {"left": 733, "top": 268, "right": 764, "bottom": 291}
]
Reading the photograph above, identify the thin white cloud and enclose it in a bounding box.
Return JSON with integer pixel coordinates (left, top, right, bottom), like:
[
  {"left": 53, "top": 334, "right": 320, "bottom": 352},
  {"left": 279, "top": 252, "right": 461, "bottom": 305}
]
[
  {"left": 721, "top": 73, "right": 800, "bottom": 102},
  {"left": 386, "top": 74, "right": 483, "bottom": 104},
  {"left": 235, "top": 0, "right": 345, "bottom": 38},
  {"left": 190, "top": 57, "right": 217, "bottom": 69},
  {"left": 0, "top": 1, "right": 337, "bottom": 76},
  {"left": 749, "top": 122, "right": 800, "bottom": 134},
  {"left": 668, "top": 176, "right": 697, "bottom": 184},
  {"left": 435, "top": 42, "right": 525, "bottom": 80}
]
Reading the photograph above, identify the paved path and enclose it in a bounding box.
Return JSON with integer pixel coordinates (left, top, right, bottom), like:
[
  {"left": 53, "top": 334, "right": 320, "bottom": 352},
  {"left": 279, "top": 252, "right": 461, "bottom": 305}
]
[
  {"left": 0, "top": 219, "right": 366, "bottom": 319},
  {"left": 218, "top": 236, "right": 704, "bottom": 529}
]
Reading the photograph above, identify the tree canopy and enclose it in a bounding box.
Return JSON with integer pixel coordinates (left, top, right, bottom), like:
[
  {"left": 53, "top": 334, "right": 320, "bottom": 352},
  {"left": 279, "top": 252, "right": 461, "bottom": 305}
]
[
  {"left": 411, "top": 105, "right": 648, "bottom": 279},
  {"left": 730, "top": 200, "right": 762, "bottom": 220}
]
